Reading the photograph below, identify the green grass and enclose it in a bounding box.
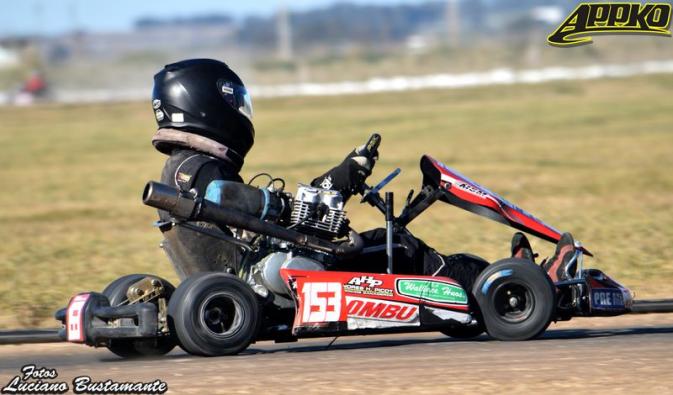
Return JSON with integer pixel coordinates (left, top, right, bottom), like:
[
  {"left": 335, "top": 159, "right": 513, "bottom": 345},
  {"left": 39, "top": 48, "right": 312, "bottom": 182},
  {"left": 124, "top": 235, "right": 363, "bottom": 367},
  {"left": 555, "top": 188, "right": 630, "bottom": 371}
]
[{"left": 1, "top": 74, "right": 673, "bottom": 327}]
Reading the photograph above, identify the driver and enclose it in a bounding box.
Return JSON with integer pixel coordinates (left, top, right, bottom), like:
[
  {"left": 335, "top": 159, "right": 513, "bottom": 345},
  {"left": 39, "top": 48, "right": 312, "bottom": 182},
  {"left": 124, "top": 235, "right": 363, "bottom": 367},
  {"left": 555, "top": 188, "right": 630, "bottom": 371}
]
[
  {"left": 152, "top": 59, "right": 382, "bottom": 279},
  {"left": 150, "top": 58, "right": 573, "bottom": 292}
]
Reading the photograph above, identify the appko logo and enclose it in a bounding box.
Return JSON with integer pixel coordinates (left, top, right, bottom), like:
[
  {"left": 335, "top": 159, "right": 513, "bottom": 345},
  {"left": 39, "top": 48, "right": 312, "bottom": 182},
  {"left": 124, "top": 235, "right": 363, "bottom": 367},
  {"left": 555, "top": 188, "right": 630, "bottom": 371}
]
[{"left": 548, "top": 2, "right": 672, "bottom": 47}]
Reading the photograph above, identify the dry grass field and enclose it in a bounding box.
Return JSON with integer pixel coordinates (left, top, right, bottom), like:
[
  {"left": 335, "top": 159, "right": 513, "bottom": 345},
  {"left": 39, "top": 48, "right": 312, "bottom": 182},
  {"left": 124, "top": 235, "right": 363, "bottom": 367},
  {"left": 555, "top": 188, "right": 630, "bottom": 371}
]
[{"left": 1, "top": 74, "right": 672, "bottom": 327}]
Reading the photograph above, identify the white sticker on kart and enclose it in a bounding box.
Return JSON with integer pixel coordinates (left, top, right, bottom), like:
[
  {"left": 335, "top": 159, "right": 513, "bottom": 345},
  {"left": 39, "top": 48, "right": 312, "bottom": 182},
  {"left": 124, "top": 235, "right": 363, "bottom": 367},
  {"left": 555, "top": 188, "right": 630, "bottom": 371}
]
[
  {"left": 300, "top": 282, "right": 342, "bottom": 323},
  {"left": 66, "top": 293, "right": 90, "bottom": 342}
]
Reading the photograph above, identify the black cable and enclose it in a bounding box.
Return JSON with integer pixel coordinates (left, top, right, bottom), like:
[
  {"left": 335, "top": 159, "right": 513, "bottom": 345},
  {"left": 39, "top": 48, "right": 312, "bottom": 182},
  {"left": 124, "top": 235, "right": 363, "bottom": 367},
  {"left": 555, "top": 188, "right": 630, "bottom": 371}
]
[
  {"left": 247, "top": 173, "right": 286, "bottom": 192},
  {"left": 247, "top": 172, "right": 274, "bottom": 186}
]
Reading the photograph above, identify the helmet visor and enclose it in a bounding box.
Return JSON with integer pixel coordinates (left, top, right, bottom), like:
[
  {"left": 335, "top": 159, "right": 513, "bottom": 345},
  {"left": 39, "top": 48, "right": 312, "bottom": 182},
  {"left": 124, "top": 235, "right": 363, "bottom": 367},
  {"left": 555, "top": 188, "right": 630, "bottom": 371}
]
[{"left": 218, "top": 79, "right": 253, "bottom": 122}]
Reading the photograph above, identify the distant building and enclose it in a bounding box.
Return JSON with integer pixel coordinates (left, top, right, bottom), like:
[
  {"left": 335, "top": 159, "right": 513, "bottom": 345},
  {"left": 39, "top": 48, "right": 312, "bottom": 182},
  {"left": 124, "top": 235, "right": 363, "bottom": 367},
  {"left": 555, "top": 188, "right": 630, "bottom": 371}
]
[{"left": 0, "top": 46, "right": 19, "bottom": 69}]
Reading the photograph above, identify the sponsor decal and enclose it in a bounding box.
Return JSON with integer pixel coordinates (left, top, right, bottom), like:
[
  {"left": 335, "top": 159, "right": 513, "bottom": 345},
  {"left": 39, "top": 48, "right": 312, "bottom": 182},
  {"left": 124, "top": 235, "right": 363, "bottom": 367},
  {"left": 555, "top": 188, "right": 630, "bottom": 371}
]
[
  {"left": 171, "top": 112, "right": 184, "bottom": 123},
  {"left": 591, "top": 288, "right": 625, "bottom": 309},
  {"left": 344, "top": 275, "right": 393, "bottom": 297},
  {"left": 456, "top": 182, "right": 487, "bottom": 198},
  {"left": 319, "top": 175, "right": 333, "bottom": 190},
  {"left": 548, "top": 2, "right": 672, "bottom": 47},
  {"left": 217, "top": 79, "right": 236, "bottom": 97},
  {"left": 396, "top": 279, "right": 468, "bottom": 305},
  {"left": 347, "top": 276, "right": 383, "bottom": 288},
  {"left": 300, "top": 282, "right": 342, "bottom": 323},
  {"left": 344, "top": 284, "right": 393, "bottom": 297},
  {"left": 154, "top": 109, "right": 164, "bottom": 122},
  {"left": 176, "top": 172, "right": 192, "bottom": 184},
  {"left": 346, "top": 296, "right": 418, "bottom": 322},
  {"left": 1, "top": 364, "right": 167, "bottom": 394},
  {"left": 347, "top": 275, "right": 383, "bottom": 288}
]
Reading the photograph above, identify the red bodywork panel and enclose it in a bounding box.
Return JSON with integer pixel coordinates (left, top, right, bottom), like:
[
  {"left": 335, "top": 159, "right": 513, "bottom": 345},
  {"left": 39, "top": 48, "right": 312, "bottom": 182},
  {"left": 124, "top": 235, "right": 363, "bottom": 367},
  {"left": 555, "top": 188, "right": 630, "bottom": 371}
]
[
  {"left": 280, "top": 269, "right": 473, "bottom": 335},
  {"left": 420, "top": 155, "right": 592, "bottom": 256}
]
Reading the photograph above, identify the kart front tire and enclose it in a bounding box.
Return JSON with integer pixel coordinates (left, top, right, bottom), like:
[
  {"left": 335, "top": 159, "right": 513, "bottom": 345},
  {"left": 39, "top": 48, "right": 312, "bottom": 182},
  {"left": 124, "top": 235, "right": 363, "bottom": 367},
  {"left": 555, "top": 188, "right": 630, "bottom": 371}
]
[
  {"left": 473, "top": 258, "right": 555, "bottom": 341},
  {"left": 168, "top": 272, "right": 260, "bottom": 357},
  {"left": 102, "top": 274, "right": 177, "bottom": 358}
]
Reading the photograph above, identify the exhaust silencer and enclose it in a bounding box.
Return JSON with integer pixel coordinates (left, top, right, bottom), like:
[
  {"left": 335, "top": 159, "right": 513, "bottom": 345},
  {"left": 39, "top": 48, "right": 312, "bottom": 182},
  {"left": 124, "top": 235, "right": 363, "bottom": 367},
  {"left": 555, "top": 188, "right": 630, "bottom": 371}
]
[{"left": 143, "top": 181, "right": 199, "bottom": 219}]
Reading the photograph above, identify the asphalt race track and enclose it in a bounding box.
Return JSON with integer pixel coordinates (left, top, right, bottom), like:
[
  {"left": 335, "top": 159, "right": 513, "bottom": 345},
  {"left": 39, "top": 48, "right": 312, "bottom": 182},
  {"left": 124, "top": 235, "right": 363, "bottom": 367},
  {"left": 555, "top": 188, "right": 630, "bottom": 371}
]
[{"left": 1, "top": 315, "right": 671, "bottom": 394}]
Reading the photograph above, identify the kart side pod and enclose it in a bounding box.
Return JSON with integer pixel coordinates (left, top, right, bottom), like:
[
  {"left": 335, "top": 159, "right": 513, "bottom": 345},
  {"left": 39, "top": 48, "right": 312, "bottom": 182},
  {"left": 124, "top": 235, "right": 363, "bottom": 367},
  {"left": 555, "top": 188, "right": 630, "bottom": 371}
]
[{"left": 279, "top": 269, "right": 475, "bottom": 337}]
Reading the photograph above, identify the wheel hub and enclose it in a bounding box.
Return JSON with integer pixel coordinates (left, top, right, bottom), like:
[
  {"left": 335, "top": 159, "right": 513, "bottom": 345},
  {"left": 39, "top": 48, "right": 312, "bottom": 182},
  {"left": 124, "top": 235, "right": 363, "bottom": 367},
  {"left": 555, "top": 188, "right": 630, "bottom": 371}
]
[
  {"left": 508, "top": 296, "right": 519, "bottom": 308},
  {"left": 205, "top": 307, "right": 225, "bottom": 325},
  {"left": 199, "top": 292, "right": 244, "bottom": 338},
  {"left": 493, "top": 282, "right": 535, "bottom": 323}
]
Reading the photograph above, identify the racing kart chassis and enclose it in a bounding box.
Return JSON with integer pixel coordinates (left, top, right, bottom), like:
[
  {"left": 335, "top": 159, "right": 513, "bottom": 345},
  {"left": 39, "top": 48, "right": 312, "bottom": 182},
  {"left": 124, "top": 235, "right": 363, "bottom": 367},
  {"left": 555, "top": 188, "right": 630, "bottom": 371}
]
[
  {"left": 55, "top": 267, "right": 673, "bottom": 349},
  {"left": 55, "top": 134, "right": 673, "bottom": 356}
]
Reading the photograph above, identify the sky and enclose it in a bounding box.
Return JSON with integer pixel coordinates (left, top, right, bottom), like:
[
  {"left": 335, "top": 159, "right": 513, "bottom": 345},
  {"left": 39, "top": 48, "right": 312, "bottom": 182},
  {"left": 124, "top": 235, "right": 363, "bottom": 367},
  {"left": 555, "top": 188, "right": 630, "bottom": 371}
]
[{"left": 1, "top": 0, "right": 436, "bottom": 37}]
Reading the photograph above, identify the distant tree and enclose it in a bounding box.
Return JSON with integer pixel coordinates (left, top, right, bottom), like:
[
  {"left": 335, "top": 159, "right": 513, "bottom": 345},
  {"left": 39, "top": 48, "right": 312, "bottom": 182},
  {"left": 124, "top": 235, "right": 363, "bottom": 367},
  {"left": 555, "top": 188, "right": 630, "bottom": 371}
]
[{"left": 135, "top": 14, "right": 233, "bottom": 29}]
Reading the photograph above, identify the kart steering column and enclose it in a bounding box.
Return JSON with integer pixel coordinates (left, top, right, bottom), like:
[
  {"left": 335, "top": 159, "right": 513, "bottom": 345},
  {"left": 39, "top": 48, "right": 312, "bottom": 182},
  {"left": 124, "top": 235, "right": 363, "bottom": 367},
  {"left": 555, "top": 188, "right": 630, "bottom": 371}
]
[{"left": 385, "top": 192, "right": 394, "bottom": 274}]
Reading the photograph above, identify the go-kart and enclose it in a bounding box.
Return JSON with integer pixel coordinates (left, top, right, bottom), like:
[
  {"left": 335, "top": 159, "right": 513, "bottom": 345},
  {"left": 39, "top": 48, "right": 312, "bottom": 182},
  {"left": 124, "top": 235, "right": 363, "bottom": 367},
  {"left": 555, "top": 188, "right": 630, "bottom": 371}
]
[{"left": 55, "top": 134, "right": 672, "bottom": 357}]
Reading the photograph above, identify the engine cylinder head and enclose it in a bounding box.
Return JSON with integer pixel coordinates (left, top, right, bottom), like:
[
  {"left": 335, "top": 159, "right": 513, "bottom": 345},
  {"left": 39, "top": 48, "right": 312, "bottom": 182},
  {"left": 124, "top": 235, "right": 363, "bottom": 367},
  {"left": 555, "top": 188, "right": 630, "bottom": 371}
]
[{"left": 290, "top": 184, "right": 348, "bottom": 239}]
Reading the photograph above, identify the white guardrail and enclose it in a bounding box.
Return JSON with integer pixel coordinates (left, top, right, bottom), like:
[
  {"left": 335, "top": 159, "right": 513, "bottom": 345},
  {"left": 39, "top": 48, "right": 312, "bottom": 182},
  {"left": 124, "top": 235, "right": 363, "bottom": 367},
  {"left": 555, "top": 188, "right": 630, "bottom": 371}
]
[{"left": 2, "top": 59, "right": 673, "bottom": 106}]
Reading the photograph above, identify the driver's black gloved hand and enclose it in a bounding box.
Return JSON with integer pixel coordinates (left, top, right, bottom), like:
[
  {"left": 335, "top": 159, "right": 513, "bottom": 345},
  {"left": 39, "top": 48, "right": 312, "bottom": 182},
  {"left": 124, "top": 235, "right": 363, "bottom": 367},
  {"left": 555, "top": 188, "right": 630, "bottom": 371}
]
[
  {"left": 311, "top": 144, "right": 378, "bottom": 201},
  {"left": 344, "top": 142, "right": 379, "bottom": 186}
]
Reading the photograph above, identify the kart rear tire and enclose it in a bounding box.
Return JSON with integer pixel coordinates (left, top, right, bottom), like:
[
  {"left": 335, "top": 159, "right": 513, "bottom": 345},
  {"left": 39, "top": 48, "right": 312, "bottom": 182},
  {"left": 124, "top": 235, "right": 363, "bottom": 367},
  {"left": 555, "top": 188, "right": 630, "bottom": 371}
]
[
  {"left": 473, "top": 258, "right": 555, "bottom": 341},
  {"left": 168, "top": 272, "right": 261, "bottom": 356},
  {"left": 102, "top": 274, "right": 177, "bottom": 358}
]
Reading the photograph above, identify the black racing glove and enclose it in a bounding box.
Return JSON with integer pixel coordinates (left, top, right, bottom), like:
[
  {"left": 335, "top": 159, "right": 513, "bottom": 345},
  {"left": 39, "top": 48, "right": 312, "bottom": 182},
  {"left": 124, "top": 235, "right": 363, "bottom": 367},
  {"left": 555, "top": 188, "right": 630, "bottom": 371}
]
[{"left": 311, "top": 143, "right": 379, "bottom": 201}]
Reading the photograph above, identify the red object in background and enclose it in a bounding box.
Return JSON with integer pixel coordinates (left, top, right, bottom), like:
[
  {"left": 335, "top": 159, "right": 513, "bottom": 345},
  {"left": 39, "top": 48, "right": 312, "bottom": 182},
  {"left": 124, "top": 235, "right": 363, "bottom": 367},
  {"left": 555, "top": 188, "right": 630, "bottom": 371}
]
[{"left": 23, "top": 73, "right": 47, "bottom": 95}]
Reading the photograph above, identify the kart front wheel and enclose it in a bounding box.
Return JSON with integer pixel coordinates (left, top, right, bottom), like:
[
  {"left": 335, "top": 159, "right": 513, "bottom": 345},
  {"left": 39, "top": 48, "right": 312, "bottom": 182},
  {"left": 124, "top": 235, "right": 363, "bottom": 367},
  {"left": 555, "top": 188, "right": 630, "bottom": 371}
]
[
  {"left": 102, "top": 274, "right": 177, "bottom": 358},
  {"left": 168, "top": 273, "right": 261, "bottom": 356},
  {"left": 473, "top": 258, "right": 555, "bottom": 341}
]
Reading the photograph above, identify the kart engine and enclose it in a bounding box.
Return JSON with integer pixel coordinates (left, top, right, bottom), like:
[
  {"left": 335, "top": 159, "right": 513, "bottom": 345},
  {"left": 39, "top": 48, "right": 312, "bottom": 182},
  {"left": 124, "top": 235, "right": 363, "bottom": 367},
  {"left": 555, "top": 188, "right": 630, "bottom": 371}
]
[
  {"left": 248, "top": 185, "right": 350, "bottom": 304},
  {"left": 251, "top": 252, "right": 325, "bottom": 299},
  {"left": 290, "top": 184, "right": 348, "bottom": 239}
]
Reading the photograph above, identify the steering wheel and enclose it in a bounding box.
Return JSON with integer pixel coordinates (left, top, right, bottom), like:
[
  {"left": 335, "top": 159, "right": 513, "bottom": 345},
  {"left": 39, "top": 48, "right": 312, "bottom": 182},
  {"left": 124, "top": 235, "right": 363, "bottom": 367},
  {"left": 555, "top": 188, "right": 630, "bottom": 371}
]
[{"left": 360, "top": 168, "right": 401, "bottom": 203}]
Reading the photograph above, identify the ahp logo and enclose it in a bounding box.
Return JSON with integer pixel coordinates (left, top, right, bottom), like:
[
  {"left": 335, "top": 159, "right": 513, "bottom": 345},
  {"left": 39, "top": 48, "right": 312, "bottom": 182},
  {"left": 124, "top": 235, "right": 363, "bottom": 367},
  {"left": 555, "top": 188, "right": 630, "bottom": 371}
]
[{"left": 548, "top": 2, "right": 672, "bottom": 47}]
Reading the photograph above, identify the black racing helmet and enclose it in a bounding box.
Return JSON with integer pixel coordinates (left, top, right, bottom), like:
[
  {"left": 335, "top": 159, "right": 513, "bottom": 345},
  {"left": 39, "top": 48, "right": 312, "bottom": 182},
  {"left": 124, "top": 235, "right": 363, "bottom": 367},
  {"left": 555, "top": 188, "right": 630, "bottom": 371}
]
[{"left": 151, "top": 59, "right": 254, "bottom": 164}]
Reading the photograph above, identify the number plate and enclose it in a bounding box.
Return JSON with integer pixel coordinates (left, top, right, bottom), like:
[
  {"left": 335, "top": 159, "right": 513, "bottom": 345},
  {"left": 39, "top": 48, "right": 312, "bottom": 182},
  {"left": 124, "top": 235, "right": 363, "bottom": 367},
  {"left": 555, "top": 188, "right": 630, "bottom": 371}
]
[
  {"left": 591, "top": 289, "right": 625, "bottom": 310},
  {"left": 66, "top": 293, "right": 90, "bottom": 342},
  {"left": 300, "top": 282, "right": 342, "bottom": 324}
]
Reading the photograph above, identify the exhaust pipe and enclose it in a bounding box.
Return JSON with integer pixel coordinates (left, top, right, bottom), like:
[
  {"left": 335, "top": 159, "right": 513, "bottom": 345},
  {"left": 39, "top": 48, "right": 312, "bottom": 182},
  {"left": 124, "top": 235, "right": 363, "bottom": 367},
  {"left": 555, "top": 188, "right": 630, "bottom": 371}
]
[
  {"left": 143, "top": 181, "right": 199, "bottom": 219},
  {"left": 143, "top": 181, "right": 362, "bottom": 257}
]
